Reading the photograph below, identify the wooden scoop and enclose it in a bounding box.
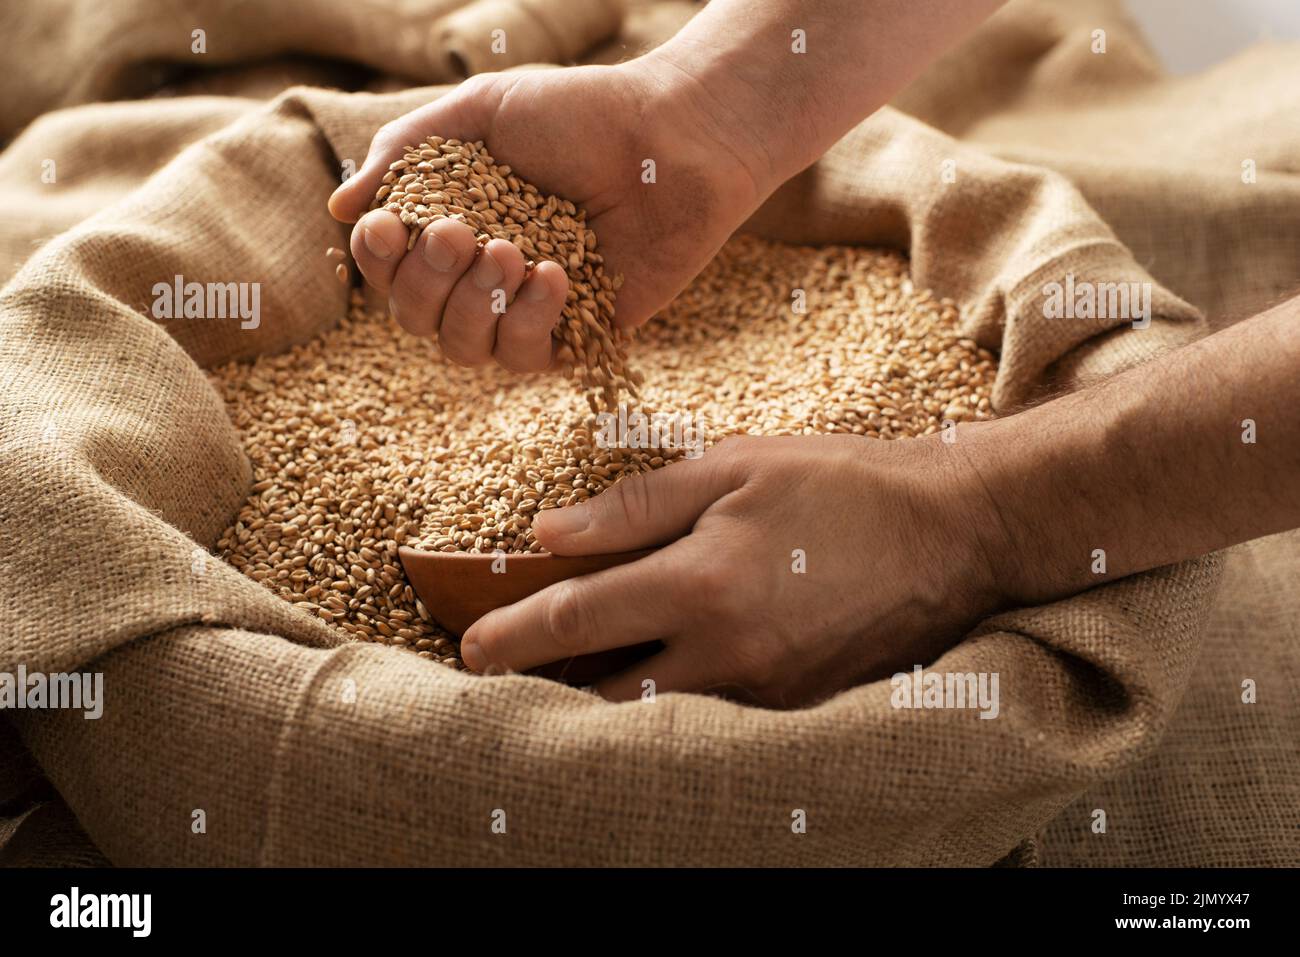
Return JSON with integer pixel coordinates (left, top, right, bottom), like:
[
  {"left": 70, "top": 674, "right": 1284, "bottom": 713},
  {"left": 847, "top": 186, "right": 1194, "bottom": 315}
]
[{"left": 398, "top": 547, "right": 661, "bottom": 685}]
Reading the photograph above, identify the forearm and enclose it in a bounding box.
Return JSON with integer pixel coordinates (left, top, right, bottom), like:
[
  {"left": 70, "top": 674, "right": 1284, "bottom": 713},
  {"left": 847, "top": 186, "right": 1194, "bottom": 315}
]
[
  {"left": 965, "top": 296, "right": 1300, "bottom": 604},
  {"left": 640, "top": 0, "right": 1005, "bottom": 190}
]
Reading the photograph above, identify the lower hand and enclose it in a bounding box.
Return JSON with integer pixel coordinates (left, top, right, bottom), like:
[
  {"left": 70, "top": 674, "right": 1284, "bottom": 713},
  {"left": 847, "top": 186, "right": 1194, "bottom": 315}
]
[{"left": 460, "top": 434, "right": 1007, "bottom": 707}]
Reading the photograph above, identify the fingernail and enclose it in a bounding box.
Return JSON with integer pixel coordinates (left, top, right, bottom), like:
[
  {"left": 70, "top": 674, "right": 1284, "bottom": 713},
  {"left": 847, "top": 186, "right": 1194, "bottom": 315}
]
[
  {"left": 472, "top": 247, "right": 504, "bottom": 290},
  {"left": 363, "top": 225, "right": 392, "bottom": 260},
  {"left": 423, "top": 228, "right": 459, "bottom": 272},
  {"left": 460, "top": 637, "right": 485, "bottom": 672},
  {"left": 522, "top": 271, "right": 552, "bottom": 302},
  {"left": 535, "top": 505, "right": 589, "bottom": 536}
]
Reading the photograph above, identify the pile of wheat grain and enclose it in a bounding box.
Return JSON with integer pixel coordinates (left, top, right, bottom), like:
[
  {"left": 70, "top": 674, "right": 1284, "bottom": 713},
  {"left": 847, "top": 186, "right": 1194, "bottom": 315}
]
[{"left": 212, "top": 233, "right": 996, "bottom": 665}]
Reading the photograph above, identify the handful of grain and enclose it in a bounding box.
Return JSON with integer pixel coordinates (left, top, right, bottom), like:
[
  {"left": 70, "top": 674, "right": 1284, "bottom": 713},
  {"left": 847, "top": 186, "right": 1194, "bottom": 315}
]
[{"left": 376, "top": 136, "right": 640, "bottom": 412}]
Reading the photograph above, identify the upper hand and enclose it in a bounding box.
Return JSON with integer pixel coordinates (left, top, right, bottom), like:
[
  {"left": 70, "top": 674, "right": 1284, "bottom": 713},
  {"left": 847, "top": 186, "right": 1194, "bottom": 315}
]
[{"left": 327, "top": 60, "right": 770, "bottom": 371}]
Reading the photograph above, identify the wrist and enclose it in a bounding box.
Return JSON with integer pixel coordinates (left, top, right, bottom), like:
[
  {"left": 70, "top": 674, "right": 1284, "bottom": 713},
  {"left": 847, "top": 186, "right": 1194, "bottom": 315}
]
[
  {"left": 943, "top": 421, "right": 1036, "bottom": 608},
  {"left": 951, "top": 400, "right": 1125, "bottom": 609},
  {"left": 630, "top": 45, "right": 788, "bottom": 203}
]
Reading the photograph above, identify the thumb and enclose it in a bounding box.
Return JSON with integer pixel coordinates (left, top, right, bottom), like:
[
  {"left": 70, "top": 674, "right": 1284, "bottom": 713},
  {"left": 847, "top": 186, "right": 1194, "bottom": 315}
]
[
  {"left": 327, "top": 83, "right": 490, "bottom": 224},
  {"left": 533, "top": 453, "right": 744, "bottom": 556}
]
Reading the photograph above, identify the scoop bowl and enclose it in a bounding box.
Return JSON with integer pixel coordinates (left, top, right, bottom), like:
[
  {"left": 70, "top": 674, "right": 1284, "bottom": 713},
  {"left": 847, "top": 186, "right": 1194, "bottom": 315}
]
[{"left": 398, "top": 546, "right": 660, "bottom": 684}]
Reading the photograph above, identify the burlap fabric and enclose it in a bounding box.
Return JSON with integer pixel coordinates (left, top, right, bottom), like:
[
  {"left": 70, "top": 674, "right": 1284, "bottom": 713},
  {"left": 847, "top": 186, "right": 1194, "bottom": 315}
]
[
  {"left": 893, "top": 0, "right": 1300, "bottom": 867},
  {"left": 0, "top": 0, "right": 1293, "bottom": 865}
]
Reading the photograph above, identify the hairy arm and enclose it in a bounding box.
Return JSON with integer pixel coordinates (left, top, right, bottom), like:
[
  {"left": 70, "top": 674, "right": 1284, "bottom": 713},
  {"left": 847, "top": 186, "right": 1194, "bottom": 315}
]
[
  {"left": 643, "top": 0, "right": 1008, "bottom": 189},
  {"left": 965, "top": 295, "right": 1300, "bottom": 605}
]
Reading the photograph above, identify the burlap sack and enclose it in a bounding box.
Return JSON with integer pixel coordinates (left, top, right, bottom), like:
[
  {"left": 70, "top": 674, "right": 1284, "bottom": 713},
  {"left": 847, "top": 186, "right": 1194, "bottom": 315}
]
[
  {"left": 1039, "top": 530, "right": 1300, "bottom": 866},
  {"left": 0, "top": 0, "right": 462, "bottom": 142},
  {"left": 436, "top": 0, "right": 627, "bottom": 78},
  {"left": 0, "top": 0, "right": 1293, "bottom": 865}
]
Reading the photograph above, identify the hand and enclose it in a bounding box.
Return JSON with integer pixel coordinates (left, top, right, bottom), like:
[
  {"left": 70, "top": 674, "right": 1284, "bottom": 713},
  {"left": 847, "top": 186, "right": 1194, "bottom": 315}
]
[
  {"left": 459, "top": 434, "right": 1008, "bottom": 708},
  {"left": 327, "top": 60, "right": 770, "bottom": 371}
]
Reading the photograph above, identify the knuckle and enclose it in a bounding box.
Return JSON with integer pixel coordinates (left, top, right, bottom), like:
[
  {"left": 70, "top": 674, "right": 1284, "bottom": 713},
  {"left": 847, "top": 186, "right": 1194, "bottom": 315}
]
[
  {"left": 706, "top": 435, "right": 751, "bottom": 473},
  {"left": 442, "top": 217, "right": 479, "bottom": 245},
  {"left": 521, "top": 350, "right": 553, "bottom": 373},
  {"left": 701, "top": 572, "right": 750, "bottom": 626},
  {"left": 540, "top": 582, "right": 592, "bottom": 656},
  {"left": 391, "top": 301, "right": 431, "bottom": 338},
  {"left": 370, "top": 123, "right": 404, "bottom": 161},
  {"left": 494, "top": 338, "right": 547, "bottom": 374},
  {"left": 726, "top": 634, "right": 781, "bottom": 691},
  {"left": 492, "top": 355, "right": 526, "bottom": 374},
  {"left": 732, "top": 435, "right": 766, "bottom": 462},
  {"left": 691, "top": 561, "right": 730, "bottom": 599},
  {"left": 427, "top": 219, "right": 476, "bottom": 263},
  {"left": 387, "top": 274, "right": 415, "bottom": 307},
  {"left": 438, "top": 339, "right": 475, "bottom": 366},
  {"left": 438, "top": 310, "right": 489, "bottom": 367},
  {"left": 352, "top": 258, "right": 382, "bottom": 290},
  {"left": 391, "top": 307, "right": 424, "bottom": 337},
  {"left": 609, "top": 473, "right": 654, "bottom": 529},
  {"left": 348, "top": 223, "right": 372, "bottom": 261},
  {"left": 492, "top": 351, "right": 526, "bottom": 374},
  {"left": 469, "top": 620, "right": 504, "bottom": 664},
  {"left": 712, "top": 434, "right": 751, "bottom": 456},
  {"left": 458, "top": 71, "right": 499, "bottom": 99},
  {"left": 440, "top": 344, "right": 483, "bottom": 368}
]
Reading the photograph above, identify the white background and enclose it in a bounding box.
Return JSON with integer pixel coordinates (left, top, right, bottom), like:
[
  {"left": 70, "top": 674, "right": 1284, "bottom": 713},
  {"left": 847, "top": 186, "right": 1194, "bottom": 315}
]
[{"left": 1126, "top": 0, "right": 1300, "bottom": 72}]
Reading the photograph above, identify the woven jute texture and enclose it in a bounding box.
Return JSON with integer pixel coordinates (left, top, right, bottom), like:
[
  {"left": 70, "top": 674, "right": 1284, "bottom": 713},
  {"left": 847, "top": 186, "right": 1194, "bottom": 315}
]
[{"left": 0, "top": 0, "right": 1294, "bottom": 865}]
